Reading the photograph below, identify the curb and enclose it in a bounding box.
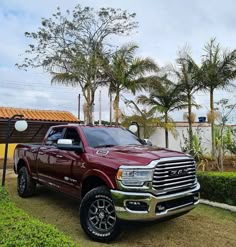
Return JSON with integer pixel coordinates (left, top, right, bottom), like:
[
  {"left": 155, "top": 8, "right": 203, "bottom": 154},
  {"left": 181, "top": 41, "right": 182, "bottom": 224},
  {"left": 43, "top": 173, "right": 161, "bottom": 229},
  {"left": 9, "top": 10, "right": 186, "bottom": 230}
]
[{"left": 199, "top": 199, "right": 236, "bottom": 213}]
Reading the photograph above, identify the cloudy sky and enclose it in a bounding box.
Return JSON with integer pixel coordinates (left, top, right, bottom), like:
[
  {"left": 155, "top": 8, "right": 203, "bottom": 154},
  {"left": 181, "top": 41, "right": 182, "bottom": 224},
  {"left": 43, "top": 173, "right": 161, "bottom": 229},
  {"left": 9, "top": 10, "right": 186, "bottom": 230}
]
[{"left": 0, "top": 0, "right": 236, "bottom": 122}]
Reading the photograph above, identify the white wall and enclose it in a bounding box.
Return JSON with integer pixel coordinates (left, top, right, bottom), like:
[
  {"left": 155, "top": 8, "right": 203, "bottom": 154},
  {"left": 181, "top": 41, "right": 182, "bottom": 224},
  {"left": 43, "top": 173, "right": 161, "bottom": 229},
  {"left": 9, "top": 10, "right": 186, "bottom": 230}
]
[{"left": 149, "top": 125, "right": 212, "bottom": 153}]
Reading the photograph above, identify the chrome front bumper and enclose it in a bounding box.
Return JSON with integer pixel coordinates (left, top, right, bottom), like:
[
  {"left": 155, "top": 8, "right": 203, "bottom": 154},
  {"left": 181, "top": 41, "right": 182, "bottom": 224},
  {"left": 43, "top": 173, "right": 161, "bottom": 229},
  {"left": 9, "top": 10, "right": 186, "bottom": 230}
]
[{"left": 111, "top": 183, "right": 200, "bottom": 221}]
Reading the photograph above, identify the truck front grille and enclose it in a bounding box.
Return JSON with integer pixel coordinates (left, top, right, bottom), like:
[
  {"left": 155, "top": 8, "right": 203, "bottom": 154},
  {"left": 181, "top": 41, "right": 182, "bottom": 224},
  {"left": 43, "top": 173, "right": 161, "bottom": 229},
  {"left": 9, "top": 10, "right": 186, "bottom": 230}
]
[{"left": 152, "top": 158, "right": 197, "bottom": 195}]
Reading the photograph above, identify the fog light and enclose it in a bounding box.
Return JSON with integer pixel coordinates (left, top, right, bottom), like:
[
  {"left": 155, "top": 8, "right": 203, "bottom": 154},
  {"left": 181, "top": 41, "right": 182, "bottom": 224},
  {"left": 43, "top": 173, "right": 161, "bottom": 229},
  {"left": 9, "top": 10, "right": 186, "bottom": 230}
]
[{"left": 126, "top": 201, "right": 148, "bottom": 211}]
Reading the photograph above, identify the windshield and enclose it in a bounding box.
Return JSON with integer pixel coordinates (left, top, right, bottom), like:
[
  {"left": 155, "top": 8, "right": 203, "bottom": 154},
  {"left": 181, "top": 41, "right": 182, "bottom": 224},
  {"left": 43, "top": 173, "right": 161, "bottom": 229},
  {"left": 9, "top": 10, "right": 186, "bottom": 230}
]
[{"left": 82, "top": 127, "right": 143, "bottom": 148}]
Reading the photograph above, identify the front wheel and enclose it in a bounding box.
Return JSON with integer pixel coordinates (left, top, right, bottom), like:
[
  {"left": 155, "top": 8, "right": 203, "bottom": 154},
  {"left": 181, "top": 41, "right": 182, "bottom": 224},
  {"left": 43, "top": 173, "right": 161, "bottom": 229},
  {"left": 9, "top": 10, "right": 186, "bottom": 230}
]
[{"left": 80, "top": 186, "right": 121, "bottom": 242}]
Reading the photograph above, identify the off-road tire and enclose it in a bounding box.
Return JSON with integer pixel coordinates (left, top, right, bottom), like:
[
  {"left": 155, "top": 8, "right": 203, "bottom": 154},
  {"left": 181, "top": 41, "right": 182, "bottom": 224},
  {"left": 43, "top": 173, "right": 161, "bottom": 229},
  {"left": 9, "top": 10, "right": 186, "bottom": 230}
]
[
  {"left": 80, "top": 186, "right": 121, "bottom": 242},
  {"left": 17, "top": 166, "right": 36, "bottom": 197}
]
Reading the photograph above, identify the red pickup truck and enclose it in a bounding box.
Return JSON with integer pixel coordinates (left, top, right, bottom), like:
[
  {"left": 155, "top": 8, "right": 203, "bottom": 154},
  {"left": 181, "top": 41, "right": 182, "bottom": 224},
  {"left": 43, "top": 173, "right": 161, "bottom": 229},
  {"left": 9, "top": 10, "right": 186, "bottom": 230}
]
[{"left": 14, "top": 124, "right": 200, "bottom": 242}]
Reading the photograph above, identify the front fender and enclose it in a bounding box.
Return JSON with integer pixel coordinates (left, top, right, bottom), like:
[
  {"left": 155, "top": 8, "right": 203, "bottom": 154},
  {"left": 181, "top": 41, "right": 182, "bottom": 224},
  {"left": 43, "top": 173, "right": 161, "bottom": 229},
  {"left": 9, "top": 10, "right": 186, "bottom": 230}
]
[
  {"left": 16, "top": 158, "right": 32, "bottom": 176},
  {"left": 82, "top": 169, "right": 116, "bottom": 189}
]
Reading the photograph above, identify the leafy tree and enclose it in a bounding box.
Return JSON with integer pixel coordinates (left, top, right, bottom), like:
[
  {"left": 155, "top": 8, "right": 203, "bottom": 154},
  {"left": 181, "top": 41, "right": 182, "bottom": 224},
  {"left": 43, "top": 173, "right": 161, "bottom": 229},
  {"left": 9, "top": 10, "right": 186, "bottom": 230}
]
[
  {"left": 17, "top": 5, "right": 138, "bottom": 123},
  {"left": 105, "top": 43, "right": 158, "bottom": 126},
  {"left": 214, "top": 98, "right": 236, "bottom": 171},
  {"left": 138, "top": 78, "right": 188, "bottom": 148},
  {"left": 226, "top": 128, "right": 236, "bottom": 155},
  {"left": 123, "top": 98, "right": 160, "bottom": 139},
  {"left": 199, "top": 38, "right": 236, "bottom": 157}
]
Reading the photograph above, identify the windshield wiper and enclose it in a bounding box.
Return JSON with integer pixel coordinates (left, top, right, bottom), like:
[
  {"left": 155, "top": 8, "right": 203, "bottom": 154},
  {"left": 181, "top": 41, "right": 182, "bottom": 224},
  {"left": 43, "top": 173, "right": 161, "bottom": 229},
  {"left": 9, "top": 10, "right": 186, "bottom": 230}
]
[{"left": 94, "top": 144, "right": 117, "bottom": 148}]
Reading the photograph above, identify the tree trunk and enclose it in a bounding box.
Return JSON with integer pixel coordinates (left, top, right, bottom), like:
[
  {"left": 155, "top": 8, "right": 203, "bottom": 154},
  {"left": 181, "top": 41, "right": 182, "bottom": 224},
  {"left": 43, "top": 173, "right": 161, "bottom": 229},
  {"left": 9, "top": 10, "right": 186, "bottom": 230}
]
[
  {"left": 188, "top": 94, "right": 193, "bottom": 152},
  {"left": 86, "top": 88, "right": 93, "bottom": 124},
  {"left": 210, "top": 88, "right": 215, "bottom": 159},
  {"left": 219, "top": 124, "right": 225, "bottom": 171},
  {"left": 87, "top": 103, "right": 93, "bottom": 124},
  {"left": 113, "top": 91, "right": 120, "bottom": 127},
  {"left": 165, "top": 112, "right": 169, "bottom": 148}
]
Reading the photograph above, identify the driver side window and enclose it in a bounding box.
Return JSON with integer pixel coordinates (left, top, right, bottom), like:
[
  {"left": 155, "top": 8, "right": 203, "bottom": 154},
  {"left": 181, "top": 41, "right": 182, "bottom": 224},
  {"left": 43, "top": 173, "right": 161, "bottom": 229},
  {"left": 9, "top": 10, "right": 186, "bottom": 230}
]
[
  {"left": 46, "top": 127, "right": 64, "bottom": 146},
  {"left": 64, "top": 128, "right": 81, "bottom": 145}
]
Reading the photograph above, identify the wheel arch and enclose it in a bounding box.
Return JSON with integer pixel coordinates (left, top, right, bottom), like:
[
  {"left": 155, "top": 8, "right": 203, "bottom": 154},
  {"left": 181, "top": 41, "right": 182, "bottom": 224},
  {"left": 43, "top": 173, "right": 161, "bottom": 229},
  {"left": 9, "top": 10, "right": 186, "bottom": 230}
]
[
  {"left": 81, "top": 170, "right": 115, "bottom": 198},
  {"left": 16, "top": 158, "right": 32, "bottom": 176}
]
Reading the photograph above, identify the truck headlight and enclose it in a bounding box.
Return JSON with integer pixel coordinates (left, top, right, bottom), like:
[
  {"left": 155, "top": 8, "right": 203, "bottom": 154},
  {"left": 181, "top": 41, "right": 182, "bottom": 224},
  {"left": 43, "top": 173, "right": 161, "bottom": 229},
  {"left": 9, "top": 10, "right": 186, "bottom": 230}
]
[{"left": 116, "top": 168, "right": 153, "bottom": 186}]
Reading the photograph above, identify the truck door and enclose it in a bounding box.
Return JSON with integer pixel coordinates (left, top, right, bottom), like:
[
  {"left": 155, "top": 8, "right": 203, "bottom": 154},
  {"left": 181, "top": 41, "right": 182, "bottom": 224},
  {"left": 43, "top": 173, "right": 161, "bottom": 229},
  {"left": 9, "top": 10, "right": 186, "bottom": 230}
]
[
  {"left": 52, "top": 127, "right": 84, "bottom": 196},
  {"left": 36, "top": 127, "right": 65, "bottom": 186}
]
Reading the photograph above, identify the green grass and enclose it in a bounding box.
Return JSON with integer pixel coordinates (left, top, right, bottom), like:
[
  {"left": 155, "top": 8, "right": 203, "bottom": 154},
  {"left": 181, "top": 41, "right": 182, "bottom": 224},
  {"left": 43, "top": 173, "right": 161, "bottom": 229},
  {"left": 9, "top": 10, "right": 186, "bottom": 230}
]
[
  {"left": 0, "top": 187, "right": 79, "bottom": 247},
  {"left": 4, "top": 177, "right": 236, "bottom": 247}
]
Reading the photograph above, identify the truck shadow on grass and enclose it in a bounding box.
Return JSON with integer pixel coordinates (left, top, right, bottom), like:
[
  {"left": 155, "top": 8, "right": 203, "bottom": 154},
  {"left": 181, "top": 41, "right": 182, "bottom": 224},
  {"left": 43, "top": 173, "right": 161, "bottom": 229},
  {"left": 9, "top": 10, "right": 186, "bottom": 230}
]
[{"left": 34, "top": 185, "right": 176, "bottom": 232}]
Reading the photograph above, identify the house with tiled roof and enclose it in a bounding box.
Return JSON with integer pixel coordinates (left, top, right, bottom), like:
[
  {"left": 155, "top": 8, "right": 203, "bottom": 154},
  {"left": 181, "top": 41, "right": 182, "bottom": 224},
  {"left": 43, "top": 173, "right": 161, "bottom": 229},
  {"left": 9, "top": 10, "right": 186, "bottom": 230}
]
[{"left": 0, "top": 107, "right": 79, "bottom": 159}]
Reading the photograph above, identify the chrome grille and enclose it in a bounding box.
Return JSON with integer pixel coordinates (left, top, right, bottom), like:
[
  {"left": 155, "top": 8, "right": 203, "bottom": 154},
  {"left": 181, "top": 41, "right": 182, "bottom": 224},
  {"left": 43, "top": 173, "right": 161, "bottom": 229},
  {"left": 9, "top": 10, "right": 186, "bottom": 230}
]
[{"left": 152, "top": 157, "right": 197, "bottom": 195}]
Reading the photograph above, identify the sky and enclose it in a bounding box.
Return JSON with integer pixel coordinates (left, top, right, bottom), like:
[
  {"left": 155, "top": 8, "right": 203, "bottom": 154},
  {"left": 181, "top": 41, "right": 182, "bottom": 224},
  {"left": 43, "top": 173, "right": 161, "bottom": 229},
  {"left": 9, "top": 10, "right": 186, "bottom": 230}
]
[{"left": 0, "top": 0, "right": 236, "bottom": 123}]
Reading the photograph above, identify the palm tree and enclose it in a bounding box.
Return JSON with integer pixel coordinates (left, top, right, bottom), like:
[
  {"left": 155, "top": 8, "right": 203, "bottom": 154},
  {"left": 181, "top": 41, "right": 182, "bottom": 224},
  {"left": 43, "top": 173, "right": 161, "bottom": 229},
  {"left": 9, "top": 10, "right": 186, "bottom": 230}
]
[
  {"left": 123, "top": 99, "right": 160, "bottom": 139},
  {"left": 199, "top": 38, "right": 236, "bottom": 157},
  {"left": 174, "top": 53, "right": 201, "bottom": 151},
  {"left": 138, "top": 78, "right": 188, "bottom": 148},
  {"left": 106, "top": 43, "right": 158, "bottom": 126},
  {"left": 51, "top": 46, "right": 107, "bottom": 124}
]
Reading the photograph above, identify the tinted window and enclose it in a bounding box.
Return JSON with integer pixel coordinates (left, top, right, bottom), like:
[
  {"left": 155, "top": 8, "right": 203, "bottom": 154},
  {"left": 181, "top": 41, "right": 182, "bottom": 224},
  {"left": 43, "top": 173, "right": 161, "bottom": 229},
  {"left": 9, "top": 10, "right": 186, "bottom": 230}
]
[
  {"left": 46, "top": 127, "right": 64, "bottom": 145},
  {"left": 64, "top": 128, "right": 81, "bottom": 145},
  {"left": 82, "top": 127, "right": 142, "bottom": 148}
]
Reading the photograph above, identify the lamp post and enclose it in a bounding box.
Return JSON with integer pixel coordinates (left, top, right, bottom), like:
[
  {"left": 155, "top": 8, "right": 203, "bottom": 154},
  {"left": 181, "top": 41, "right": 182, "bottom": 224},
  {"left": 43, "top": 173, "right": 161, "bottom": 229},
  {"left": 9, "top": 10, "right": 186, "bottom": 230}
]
[
  {"left": 1, "top": 114, "right": 28, "bottom": 186},
  {"left": 128, "top": 122, "right": 140, "bottom": 138}
]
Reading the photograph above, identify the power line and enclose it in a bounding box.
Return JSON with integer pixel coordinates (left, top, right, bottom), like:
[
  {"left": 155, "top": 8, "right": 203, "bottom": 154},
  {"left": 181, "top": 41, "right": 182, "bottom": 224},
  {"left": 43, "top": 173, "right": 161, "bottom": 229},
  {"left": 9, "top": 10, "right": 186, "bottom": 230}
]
[{"left": 0, "top": 81, "right": 78, "bottom": 91}]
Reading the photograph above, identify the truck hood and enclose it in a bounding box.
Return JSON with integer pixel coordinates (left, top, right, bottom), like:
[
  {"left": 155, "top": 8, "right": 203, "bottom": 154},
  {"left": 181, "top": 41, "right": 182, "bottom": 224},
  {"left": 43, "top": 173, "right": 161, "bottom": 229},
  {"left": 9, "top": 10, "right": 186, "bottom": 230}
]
[{"left": 95, "top": 145, "right": 188, "bottom": 166}]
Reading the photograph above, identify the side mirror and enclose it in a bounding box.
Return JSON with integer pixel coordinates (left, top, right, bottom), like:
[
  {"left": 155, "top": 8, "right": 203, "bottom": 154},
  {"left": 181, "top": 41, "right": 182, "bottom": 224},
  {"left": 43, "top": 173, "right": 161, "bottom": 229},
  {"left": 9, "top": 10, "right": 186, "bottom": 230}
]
[
  {"left": 143, "top": 139, "right": 152, "bottom": 146},
  {"left": 57, "top": 139, "right": 84, "bottom": 153}
]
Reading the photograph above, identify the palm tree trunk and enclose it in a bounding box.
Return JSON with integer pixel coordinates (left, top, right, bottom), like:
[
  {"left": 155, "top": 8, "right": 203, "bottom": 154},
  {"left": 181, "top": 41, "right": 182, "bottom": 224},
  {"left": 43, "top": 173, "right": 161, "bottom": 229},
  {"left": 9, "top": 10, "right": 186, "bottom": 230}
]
[
  {"left": 210, "top": 88, "right": 215, "bottom": 158},
  {"left": 188, "top": 94, "right": 193, "bottom": 151},
  {"left": 165, "top": 112, "right": 169, "bottom": 148},
  {"left": 113, "top": 91, "right": 120, "bottom": 127},
  {"left": 86, "top": 88, "right": 93, "bottom": 124}
]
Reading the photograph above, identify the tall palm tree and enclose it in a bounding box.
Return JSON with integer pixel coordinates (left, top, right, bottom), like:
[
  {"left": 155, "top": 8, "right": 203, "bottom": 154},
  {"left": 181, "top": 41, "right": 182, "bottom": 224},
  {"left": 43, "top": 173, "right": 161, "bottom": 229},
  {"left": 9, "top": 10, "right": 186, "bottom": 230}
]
[
  {"left": 106, "top": 43, "right": 158, "bottom": 126},
  {"left": 199, "top": 38, "right": 236, "bottom": 157},
  {"left": 175, "top": 53, "right": 201, "bottom": 151},
  {"left": 138, "top": 78, "right": 188, "bottom": 148}
]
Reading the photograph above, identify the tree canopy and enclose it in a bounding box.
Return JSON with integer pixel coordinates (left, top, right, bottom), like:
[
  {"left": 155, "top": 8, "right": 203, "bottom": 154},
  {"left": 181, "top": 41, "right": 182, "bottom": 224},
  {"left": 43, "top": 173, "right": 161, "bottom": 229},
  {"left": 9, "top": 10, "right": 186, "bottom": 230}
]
[{"left": 17, "top": 5, "right": 138, "bottom": 123}]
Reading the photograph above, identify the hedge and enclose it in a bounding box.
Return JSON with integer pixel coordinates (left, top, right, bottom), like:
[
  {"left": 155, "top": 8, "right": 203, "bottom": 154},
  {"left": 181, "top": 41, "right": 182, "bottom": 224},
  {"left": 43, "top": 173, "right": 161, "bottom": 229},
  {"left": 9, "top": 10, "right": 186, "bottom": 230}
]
[
  {"left": 0, "top": 187, "right": 79, "bottom": 247},
  {"left": 197, "top": 172, "right": 236, "bottom": 206}
]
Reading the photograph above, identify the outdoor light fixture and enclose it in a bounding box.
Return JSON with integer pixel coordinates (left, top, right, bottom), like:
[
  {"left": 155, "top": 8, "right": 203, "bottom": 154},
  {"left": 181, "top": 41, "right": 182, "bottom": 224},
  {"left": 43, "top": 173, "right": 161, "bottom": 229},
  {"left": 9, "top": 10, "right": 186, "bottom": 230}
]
[
  {"left": 129, "top": 124, "right": 138, "bottom": 133},
  {"left": 15, "top": 119, "right": 28, "bottom": 132},
  {"left": 1, "top": 114, "right": 28, "bottom": 186},
  {"left": 128, "top": 122, "right": 140, "bottom": 138}
]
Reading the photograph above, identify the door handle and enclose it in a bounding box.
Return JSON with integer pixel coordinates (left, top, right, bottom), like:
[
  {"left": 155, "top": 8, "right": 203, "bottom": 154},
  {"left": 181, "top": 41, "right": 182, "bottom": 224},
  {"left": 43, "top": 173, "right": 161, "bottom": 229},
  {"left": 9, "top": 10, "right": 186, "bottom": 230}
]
[{"left": 56, "top": 154, "right": 63, "bottom": 158}]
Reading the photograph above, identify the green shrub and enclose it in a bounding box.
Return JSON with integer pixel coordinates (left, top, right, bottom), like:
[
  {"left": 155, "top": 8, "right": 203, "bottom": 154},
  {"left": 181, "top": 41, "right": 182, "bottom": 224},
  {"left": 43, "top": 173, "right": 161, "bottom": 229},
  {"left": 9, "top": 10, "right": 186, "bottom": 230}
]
[
  {"left": 0, "top": 187, "right": 79, "bottom": 247},
  {"left": 197, "top": 172, "right": 236, "bottom": 206}
]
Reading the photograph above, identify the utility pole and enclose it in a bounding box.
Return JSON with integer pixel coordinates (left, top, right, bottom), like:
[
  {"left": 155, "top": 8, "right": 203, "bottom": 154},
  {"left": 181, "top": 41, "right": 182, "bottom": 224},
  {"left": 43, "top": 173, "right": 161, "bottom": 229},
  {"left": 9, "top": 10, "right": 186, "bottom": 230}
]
[
  {"left": 78, "top": 94, "right": 80, "bottom": 120},
  {"left": 99, "top": 90, "right": 102, "bottom": 125}
]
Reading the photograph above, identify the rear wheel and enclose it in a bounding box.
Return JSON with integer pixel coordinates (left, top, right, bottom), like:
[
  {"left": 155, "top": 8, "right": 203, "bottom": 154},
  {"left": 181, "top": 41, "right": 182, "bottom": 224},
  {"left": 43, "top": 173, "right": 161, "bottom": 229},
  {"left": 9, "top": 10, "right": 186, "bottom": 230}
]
[
  {"left": 17, "top": 167, "right": 36, "bottom": 197},
  {"left": 80, "top": 186, "right": 121, "bottom": 242}
]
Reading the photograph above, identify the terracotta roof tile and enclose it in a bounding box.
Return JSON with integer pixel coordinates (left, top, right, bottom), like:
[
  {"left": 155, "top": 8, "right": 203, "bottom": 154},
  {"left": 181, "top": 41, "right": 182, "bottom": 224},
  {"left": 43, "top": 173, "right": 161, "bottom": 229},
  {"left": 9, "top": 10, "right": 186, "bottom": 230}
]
[{"left": 0, "top": 106, "right": 79, "bottom": 122}]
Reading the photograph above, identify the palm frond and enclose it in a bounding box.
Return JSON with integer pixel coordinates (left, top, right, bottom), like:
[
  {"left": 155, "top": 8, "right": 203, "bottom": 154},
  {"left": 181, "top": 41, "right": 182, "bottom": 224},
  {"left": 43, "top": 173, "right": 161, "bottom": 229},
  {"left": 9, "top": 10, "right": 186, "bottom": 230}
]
[{"left": 51, "top": 72, "right": 79, "bottom": 87}]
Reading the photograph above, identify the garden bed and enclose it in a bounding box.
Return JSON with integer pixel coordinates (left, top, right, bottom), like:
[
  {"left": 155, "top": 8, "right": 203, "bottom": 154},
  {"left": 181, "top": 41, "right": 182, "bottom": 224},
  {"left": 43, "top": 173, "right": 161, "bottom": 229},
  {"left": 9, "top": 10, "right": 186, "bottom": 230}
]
[
  {"left": 0, "top": 187, "right": 79, "bottom": 247},
  {"left": 197, "top": 171, "right": 236, "bottom": 206}
]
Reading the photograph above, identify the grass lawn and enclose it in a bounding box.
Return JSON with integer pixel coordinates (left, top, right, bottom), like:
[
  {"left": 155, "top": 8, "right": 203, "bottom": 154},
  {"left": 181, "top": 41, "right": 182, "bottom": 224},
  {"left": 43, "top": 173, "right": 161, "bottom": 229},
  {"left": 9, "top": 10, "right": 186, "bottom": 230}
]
[{"left": 5, "top": 177, "right": 236, "bottom": 247}]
